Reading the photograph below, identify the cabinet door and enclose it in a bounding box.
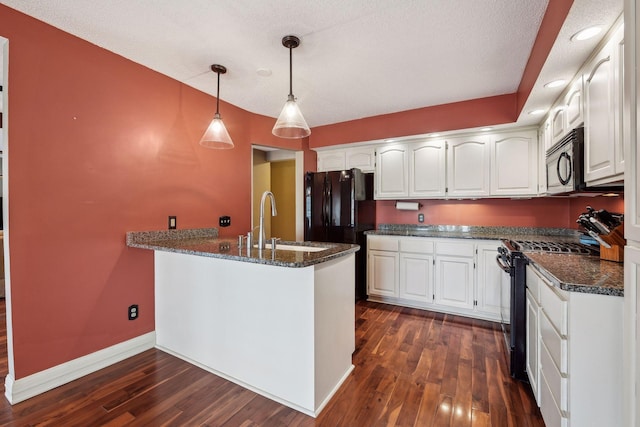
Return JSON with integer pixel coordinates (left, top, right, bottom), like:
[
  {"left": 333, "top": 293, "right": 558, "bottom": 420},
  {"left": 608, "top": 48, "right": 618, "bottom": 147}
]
[
  {"left": 551, "top": 107, "right": 566, "bottom": 146},
  {"left": 585, "top": 43, "right": 617, "bottom": 183},
  {"left": 399, "top": 253, "right": 433, "bottom": 304},
  {"left": 565, "top": 77, "right": 584, "bottom": 130},
  {"left": 490, "top": 131, "right": 538, "bottom": 196},
  {"left": 375, "top": 144, "right": 409, "bottom": 199},
  {"left": 613, "top": 27, "right": 625, "bottom": 175},
  {"left": 475, "top": 243, "right": 502, "bottom": 319},
  {"left": 527, "top": 291, "right": 541, "bottom": 405},
  {"left": 409, "top": 140, "right": 446, "bottom": 197},
  {"left": 435, "top": 255, "right": 474, "bottom": 310},
  {"left": 446, "top": 136, "right": 490, "bottom": 197},
  {"left": 368, "top": 250, "right": 399, "bottom": 298},
  {"left": 317, "top": 150, "right": 346, "bottom": 172},
  {"left": 538, "top": 119, "right": 550, "bottom": 194},
  {"left": 346, "top": 146, "right": 375, "bottom": 172}
]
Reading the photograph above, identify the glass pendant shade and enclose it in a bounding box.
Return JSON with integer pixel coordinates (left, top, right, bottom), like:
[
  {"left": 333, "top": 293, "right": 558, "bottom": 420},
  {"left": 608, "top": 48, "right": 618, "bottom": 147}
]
[
  {"left": 199, "top": 64, "right": 234, "bottom": 149},
  {"left": 272, "top": 95, "right": 311, "bottom": 139},
  {"left": 272, "top": 35, "right": 311, "bottom": 139},
  {"left": 200, "top": 113, "right": 234, "bottom": 149}
]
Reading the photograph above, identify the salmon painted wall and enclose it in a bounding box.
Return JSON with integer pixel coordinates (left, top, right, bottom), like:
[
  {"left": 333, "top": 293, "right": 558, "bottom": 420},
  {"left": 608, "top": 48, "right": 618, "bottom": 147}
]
[
  {"left": 309, "top": 94, "right": 518, "bottom": 148},
  {"left": 376, "top": 195, "right": 624, "bottom": 229},
  {"left": 0, "top": 5, "right": 314, "bottom": 378}
]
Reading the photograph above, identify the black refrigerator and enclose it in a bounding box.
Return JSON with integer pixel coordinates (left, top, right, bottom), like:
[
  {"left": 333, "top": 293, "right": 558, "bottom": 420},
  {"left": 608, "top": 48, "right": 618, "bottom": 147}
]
[{"left": 304, "top": 169, "right": 375, "bottom": 300}]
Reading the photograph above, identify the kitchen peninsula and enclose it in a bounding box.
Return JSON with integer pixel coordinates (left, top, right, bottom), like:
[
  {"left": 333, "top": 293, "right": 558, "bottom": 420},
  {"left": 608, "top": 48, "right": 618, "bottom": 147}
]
[{"left": 126, "top": 228, "right": 359, "bottom": 417}]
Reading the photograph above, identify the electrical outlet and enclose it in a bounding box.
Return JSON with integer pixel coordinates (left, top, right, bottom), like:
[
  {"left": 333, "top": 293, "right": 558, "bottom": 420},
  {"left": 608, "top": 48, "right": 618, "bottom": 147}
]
[
  {"left": 128, "top": 304, "right": 139, "bottom": 320},
  {"left": 168, "top": 216, "right": 177, "bottom": 229},
  {"left": 418, "top": 213, "right": 424, "bottom": 223},
  {"left": 219, "top": 215, "right": 231, "bottom": 227}
]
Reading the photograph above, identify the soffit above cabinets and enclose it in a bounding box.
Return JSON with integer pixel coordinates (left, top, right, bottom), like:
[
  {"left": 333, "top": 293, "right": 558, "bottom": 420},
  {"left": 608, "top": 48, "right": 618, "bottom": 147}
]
[{"left": 2, "top": 0, "right": 622, "bottom": 127}]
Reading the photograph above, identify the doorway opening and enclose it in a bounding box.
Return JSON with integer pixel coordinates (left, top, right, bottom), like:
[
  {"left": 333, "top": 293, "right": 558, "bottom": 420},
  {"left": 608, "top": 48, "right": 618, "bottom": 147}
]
[{"left": 251, "top": 146, "right": 303, "bottom": 242}]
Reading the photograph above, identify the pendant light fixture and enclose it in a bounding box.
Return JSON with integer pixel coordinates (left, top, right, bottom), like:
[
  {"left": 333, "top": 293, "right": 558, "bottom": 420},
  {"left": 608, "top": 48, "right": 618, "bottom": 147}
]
[
  {"left": 200, "top": 64, "right": 234, "bottom": 149},
  {"left": 272, "top": 35, "right": 311, "bottom": 139}
]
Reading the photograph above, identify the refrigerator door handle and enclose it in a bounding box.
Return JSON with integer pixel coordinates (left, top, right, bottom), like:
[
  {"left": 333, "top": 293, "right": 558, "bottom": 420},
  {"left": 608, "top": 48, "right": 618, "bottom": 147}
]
[{"left": 323, "top": 176, "right": 330, "bottom": 227}]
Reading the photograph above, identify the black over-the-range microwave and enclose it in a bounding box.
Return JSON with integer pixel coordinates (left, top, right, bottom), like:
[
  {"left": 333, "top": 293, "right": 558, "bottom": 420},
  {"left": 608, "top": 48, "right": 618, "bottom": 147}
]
[{"left": 545, "top": 127, "right": 623, "bottom": 195}]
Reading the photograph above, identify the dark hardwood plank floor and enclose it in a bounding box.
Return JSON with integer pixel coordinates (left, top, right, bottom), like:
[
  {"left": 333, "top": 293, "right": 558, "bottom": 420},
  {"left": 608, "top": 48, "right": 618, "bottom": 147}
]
[{"left": 0, "top": 299, "right": 544, "bottom": 426}]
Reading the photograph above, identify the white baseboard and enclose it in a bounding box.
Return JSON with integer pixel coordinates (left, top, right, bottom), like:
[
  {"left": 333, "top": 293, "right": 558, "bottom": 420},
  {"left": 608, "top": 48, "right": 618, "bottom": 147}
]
[{"left": 4, "top": 332, "right": 156, "bottom": 404}]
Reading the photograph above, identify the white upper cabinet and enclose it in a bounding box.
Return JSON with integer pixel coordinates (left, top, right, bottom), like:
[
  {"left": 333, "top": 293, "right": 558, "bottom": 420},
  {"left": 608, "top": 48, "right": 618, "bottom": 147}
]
[
  {"left": 584, "top": 23, "right": 624, "bottom": 185},
  {"left": 408, "top": 139, "right": 447, "bottom": 198},
  {"left": 375, "top": 143, "right": 409, "bottom": 199},
  {"left": 538, "top": 119, "right": 551, "bottom": 195},
  {"left": 490, "top": 130, "right": 538, "bottom": 196},
  {"left": 551, "top": 107, "right": 567, "bottom": 146},
  {"left": 446, "top": 135, "right": 491, "bottom": 197},
  {"left": 316, "top": 146, "right": 376, "bottom": 172},
  {"left": 346, "top": 146, "right": 376, "bottom": 172},
  {"left": 565, "top": 76, "right": 584, "bottom": 130},
  {"left": 317, "top": 150, "right": 345, "bottom": 172}
]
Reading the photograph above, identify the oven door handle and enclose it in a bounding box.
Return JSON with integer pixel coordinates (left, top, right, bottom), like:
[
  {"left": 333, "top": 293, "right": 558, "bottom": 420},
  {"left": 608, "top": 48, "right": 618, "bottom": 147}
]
[{"left": 495, "top": 255, "right": 511, "bottom": 273}]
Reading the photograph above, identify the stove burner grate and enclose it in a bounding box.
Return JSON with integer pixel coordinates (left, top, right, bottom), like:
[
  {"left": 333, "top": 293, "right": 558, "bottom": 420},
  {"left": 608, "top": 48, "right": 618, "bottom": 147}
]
[{"left": 510, "top": 240, "right": 597, "bottom": 254}]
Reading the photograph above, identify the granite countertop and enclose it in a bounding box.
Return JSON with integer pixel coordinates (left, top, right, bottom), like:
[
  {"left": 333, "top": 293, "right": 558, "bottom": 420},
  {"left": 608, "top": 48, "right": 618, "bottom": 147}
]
[
  {"left": 366, "top": 224, "right": 582, "bottom": 243},
  {"left": 367, "top": 224, "right": 623, "bottom": 297},
  {"left": 525, "top": 252, "right": 624, "bottom": 297},
  {"left": 126, "top": 228, "right": 359, "bottom": 268}
]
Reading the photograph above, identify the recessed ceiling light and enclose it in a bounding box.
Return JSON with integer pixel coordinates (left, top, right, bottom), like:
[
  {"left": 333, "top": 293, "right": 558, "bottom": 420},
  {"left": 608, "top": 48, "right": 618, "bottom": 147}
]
[
  {"left": 544, "top": 79, "right": 566, "bottom": 88},
  {"left": 528, "top": 109, "right": 546, "bottom": 115},
  {"left": 571, "top": 26, "right": 602, "bottom": 41},
  {"left": 429, "top": 133, "right": 441, "bottom": 137},
  {"left": 480, "top": 127, "right": 492, "bottom": 131},
  {"left": 256, "top": 68, "right": 272, "bottom": 77}
]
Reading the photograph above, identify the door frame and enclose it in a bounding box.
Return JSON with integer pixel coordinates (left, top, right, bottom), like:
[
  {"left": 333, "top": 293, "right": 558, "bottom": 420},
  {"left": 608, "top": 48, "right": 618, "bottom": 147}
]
[{"left": 251, "top": 145, "right": 304, "bottom": 241}]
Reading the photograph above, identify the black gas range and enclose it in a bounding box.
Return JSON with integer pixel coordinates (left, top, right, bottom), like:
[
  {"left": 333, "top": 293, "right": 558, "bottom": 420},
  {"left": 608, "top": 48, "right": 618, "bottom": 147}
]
[{"left": 496, "top": 238, "right": 597, "bottom": 381}]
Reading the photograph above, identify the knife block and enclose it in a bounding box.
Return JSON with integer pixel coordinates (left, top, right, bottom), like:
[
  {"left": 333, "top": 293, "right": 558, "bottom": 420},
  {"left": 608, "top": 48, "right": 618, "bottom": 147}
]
[{"left": 600, "top": 224, "right": 625, "bottom": 263}]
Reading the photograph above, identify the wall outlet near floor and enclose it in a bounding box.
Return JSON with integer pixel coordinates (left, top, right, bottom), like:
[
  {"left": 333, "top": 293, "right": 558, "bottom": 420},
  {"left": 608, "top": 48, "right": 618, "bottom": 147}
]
[
  {"left": 168, "top": 216, "right": 177, "bottom": 229},
  {"left": 128, "top": 304, "right": 139, "bottom": 320},
  {"left": 418, "top": 213, "right": 424, "bottom": 223},
  {"left": 219, "top": 215, "right": 231, "bottom": 227}
]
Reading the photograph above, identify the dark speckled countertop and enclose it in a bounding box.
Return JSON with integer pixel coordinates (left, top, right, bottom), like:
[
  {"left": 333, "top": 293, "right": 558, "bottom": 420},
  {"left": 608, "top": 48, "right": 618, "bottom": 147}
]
[
  {"left": 367, "top": 224, "right": 623, "bottom": 296},
  {"left": 525, "top": 252, "right": 623, "bottom": 296},
  {"left": 366, "top": 224, "right": 582, "bottom": 242},
  {"left": 126, "top": 228, "right": 359, "bottom": 268}
]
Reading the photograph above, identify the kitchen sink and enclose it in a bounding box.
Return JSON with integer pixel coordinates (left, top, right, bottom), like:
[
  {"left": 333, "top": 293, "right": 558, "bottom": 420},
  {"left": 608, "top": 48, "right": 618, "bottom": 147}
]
[{"left": 255, "top": 243, "right": 328, "bottom": 252}]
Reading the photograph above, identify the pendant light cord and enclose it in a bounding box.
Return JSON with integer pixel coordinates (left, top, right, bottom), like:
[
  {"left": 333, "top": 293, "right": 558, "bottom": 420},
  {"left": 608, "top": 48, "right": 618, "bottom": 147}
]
[
  {"left": 289, "top": 45, "right": 293, "bottom": 97},
  {"left": 216, "top": 71, "right": 221, "bottom": 115}
]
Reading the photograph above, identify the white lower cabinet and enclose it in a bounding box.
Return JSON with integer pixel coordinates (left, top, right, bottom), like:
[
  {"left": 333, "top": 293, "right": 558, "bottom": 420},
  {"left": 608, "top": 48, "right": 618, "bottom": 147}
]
[
  {"left": 476, "top": 242, "right": 502, "bottom": 318},
  {"left": 526, "top": 265, "right": 622, "bottom": 427},
  {"left": 526, "top": 291, "right": 540, "bottom": 404},
  {"left": 368, "top": 250, "right": 399, "bottom": 298},
  {"left": 399, "top": 253, "right": 434, "bottom": 303},
  {"left": 367, "top": 235, "right": 502, "bottom": 322},
  {"left": 434, "top": 254, "right": 474, "bottom": 310}
]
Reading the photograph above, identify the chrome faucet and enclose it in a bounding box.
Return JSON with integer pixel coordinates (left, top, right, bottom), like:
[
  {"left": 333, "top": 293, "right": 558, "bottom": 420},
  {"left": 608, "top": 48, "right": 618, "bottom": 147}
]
[{"left": 258, "top": 191, "right": 278, "bottom": 250}]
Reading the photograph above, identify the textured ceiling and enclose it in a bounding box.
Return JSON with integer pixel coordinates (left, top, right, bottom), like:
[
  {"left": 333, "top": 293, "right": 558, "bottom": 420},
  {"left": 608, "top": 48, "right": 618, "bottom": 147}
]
[{"left": 0, "top": 0, "right": 624, "bottom": 129}]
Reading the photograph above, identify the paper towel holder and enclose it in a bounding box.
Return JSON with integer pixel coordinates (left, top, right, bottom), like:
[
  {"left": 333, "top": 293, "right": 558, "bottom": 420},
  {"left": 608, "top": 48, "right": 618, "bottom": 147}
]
[{"left": 395, "top": 201, "right": 422, "bottom": 211}]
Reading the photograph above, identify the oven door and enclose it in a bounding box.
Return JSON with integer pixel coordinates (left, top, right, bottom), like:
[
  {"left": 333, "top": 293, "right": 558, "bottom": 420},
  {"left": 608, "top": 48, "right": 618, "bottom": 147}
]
[{"left": 546, "top": 143, "right": 575, "bottom": 194}]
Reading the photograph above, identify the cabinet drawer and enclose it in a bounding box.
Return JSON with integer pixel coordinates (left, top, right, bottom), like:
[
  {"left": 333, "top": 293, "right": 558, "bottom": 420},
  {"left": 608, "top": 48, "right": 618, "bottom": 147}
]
[
  {"left": 368, "top": 236, "right": 399, "bottom": 251},
  {"left": 435, "top": 241, "right": 474, "bottom": 257},
  {"left": 539, "top": 279, "right": 567, "bottom": 335},
  {"left": 540, "top": 311, "right": 568, "bottom": 374},
  {"left": 399, "top": 238, "right": 434, "bottom": 254},
  {"left": 540, "top": 340, "right": 568, "bottom": 412},
  {"left": 539, "top": 369, "right": 568, "bottom": 427},
  {"left": 525, "top": 266, "right": 541, "bottom": 303}
]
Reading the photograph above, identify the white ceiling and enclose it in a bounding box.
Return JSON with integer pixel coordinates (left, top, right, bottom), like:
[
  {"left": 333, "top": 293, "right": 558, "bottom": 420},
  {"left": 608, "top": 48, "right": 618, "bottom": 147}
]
[{"left": 0, "top": 0, "right": 624, "bottom": 130}]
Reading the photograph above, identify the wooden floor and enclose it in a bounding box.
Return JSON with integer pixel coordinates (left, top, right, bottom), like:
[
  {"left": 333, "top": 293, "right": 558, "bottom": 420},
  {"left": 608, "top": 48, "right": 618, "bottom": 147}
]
[{"left": 0, "top": 300, "right": 544, "bottom": 426}]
